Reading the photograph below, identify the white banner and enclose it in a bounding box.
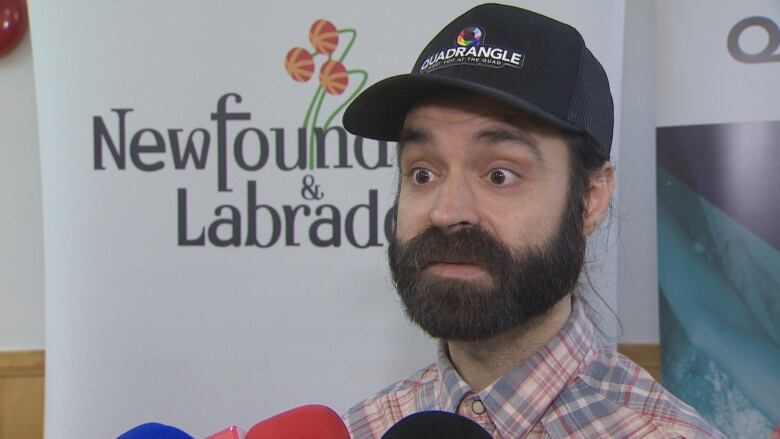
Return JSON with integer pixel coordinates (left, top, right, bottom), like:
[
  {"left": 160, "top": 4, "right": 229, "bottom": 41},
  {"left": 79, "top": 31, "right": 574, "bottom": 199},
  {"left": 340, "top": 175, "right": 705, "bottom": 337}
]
[
  {"left": 30, "top": 1, "right": 625, "bottom": 436},
  {"left": 657, "top": 0, "right": 780, "bottom": 126},
  {"left": 656, "top": 1, "right": 780, "bottom": 438}
]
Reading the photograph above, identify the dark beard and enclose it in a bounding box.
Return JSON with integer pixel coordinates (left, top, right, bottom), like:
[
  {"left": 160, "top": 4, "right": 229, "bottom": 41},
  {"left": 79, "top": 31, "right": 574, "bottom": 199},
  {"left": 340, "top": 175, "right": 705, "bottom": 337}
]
[{"left": 387, "top": 202, "right": 585, "bottom": 342}]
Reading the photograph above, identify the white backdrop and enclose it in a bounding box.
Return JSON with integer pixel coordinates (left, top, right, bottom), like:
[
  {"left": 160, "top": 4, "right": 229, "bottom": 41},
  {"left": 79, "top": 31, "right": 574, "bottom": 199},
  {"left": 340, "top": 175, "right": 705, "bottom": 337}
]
[
  {"left": 655, "top": 1, "right": 780, "bottom": 437},
  {"left": 29, "top": 1, "right": 625, "bottom": 436},
  {"left": 656, "top": 0, "right": 780, "bottom": 127}
]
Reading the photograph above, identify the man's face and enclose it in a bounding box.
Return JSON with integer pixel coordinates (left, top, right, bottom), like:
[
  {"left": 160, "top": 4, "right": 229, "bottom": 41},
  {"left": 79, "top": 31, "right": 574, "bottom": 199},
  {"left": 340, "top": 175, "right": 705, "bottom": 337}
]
[{"left": 388, "top": 93, "right": 587, "bottom": 341}]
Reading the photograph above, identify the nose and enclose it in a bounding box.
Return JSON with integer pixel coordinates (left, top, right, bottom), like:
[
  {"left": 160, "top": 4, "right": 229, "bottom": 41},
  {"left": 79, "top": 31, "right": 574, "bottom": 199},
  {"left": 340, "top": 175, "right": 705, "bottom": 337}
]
[{"left": 430, "top": 175, "right": 480, "bottom": 231}]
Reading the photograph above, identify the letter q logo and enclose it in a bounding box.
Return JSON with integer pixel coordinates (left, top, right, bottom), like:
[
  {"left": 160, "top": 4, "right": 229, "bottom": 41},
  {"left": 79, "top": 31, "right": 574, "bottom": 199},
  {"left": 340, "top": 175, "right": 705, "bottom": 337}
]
[{"left": 727, "top": 16, "right": 780, "bottom": 63}]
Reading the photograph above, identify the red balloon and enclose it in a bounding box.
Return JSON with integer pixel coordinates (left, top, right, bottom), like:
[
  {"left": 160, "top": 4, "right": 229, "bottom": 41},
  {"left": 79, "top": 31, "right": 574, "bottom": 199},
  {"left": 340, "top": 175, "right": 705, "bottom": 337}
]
[{"left": 0, "top": 0, "right": 28, "bottom": 57}]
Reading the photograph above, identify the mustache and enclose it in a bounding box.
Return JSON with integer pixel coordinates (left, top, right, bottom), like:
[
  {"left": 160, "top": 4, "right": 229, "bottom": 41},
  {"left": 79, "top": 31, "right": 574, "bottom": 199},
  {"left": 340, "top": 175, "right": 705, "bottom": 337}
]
[{"left": 394, "top": 226, "right": 513, "bottom": 272}]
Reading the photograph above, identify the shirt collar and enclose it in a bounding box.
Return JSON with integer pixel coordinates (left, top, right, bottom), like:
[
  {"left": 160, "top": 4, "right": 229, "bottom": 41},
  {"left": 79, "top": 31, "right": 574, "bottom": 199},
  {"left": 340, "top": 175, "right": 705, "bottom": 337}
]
[
  {"left": 435, "top": 341, "right": 473, "bottom": 413},
  {"left": 435, "top": 296, "right": 596, "bottom": 437}
]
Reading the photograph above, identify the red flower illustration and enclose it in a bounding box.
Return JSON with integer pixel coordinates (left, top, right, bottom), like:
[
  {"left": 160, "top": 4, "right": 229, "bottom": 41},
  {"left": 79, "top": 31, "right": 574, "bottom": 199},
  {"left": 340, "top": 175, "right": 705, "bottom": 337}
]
[
  {"left": 284, "top": 47, "right": 315, "bottom": 82},
  {"left": 309, "top": 19, "right": 339, "bottom": 54},
  {"left": 319, "top": 60, "right": 349, "bottom": 95}
]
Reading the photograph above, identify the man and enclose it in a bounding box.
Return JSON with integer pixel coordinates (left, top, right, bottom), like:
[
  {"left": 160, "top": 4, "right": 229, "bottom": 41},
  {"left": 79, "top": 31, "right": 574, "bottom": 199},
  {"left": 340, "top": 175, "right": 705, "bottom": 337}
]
[{"left": 341, "top": 4, "right": 723, "bottom": 438}]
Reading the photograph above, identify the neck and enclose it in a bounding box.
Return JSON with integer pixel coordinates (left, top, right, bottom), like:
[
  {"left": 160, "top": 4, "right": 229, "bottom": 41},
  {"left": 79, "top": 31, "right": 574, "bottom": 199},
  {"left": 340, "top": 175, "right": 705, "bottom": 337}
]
[{"left": 445, "top": 294, "right": 573, "bottom": 391}]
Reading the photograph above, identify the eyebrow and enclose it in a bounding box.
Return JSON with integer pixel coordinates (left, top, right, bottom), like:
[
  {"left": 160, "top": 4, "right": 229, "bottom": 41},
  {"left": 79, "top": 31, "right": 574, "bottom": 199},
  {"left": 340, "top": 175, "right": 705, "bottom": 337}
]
[
  {"left": 470, "top": 126, "right": 544, "bottom": 163},
  {"left": 397, "top": 127, "right": 430, "bottom": 157},
  {"left": 398, "top": 127, "right": 430, "bottom": 145},
  {"left": 397, "top": 123, "right": 545, "bottom": 164}
]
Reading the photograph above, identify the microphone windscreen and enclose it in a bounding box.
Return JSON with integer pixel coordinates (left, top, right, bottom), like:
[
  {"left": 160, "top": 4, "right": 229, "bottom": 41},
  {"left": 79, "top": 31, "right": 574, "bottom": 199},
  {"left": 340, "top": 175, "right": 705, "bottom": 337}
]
[
  {"left": 246, "top": 404, "right": 350, "bottom": 439},
  {"left": 380, "top": 411, "right": 493, "bottom": 439},
  {"left": 117, "top": 422, "right": 194, "bottom": 439}
]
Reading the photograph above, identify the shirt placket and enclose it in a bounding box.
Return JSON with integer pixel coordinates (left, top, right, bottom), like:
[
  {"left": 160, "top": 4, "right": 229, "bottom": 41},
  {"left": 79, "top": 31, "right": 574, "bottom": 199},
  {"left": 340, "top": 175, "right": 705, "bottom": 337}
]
[{"left": 456, "top": 391, "right": 498, "bottom": 437}]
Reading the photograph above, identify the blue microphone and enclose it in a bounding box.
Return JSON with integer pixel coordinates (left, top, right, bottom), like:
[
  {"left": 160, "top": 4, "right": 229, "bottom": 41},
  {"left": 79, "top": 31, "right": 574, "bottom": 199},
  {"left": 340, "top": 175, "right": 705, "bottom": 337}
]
[{"left": 117, "top": 422, "right": 194, "bottom": 439}]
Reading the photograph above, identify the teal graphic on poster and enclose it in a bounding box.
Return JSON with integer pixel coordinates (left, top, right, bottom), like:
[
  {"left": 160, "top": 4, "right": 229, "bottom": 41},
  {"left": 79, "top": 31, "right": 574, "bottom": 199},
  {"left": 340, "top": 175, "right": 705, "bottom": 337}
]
[{"left": 657, "top": 121, "right": 780, "bottom": 439}]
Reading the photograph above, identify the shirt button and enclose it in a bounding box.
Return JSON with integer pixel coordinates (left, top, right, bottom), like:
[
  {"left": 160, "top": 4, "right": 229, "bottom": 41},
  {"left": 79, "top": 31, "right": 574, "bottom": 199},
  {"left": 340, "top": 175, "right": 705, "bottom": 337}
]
[{"left": 471, "top": 399, "right": 486, "bottom": 415}]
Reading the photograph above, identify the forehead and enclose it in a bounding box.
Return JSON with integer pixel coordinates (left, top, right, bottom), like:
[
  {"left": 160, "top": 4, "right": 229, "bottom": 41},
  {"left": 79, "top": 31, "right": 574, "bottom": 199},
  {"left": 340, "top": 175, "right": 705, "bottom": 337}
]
[
  {"left": 404, "top": 92, "right": 533, "bottom": 126},
  {"left": 399, "top": 92, "right": 569, "bottom": 161}
]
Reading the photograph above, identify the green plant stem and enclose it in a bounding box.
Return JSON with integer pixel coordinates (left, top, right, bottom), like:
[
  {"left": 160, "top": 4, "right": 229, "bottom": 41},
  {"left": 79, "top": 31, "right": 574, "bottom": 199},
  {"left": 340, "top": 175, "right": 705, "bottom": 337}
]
[
  {"left": 337, "top": 29, "right": 357, "bottom": 62},
  {"left": 303, "top": 85, "right": 324, "bottom": 130},
  {"left": 308, "top": 88, "right": 327, "bottom": 169},
  {"left": 303, "top": 29, "right": 361, "bottom": 169},
  {"left": 300, "top": 50, "right": 322, "bottom": 126},
  {"left": 322, "top": 70, "right": 368, "bottom": 131}
]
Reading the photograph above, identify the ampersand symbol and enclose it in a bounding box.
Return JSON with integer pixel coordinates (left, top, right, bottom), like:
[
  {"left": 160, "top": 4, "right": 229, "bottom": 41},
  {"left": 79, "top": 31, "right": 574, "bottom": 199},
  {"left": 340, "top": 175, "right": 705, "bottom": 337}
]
[{"left": 301, "top": 174, "right": 324, "bottom": 200}]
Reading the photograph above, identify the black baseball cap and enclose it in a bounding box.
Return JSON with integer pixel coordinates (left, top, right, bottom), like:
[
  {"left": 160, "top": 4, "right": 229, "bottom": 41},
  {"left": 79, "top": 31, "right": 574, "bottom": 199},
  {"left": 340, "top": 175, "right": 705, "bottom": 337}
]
[{"left": 342, "top": 3, "right": 614, "bottom": 156}]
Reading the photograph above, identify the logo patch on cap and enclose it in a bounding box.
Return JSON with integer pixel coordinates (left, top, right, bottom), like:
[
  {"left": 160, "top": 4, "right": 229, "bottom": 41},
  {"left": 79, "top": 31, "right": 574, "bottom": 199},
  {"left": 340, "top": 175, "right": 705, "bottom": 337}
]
[
  {"left": 456, "top": 27, "right": 483, "bottom": 46},
  {"left": 420, "top": 27, "right": 524, "bottom": 73}
]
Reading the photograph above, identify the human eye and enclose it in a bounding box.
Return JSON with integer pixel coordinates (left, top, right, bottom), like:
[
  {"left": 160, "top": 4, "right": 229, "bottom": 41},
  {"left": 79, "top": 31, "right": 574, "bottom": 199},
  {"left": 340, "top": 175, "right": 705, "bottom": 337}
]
[
  {"left": 409, "top": 167, "right": 436, "bottom": 185},
  {"left": 486, "top": 168, "right": 519, "bottom": 187}
]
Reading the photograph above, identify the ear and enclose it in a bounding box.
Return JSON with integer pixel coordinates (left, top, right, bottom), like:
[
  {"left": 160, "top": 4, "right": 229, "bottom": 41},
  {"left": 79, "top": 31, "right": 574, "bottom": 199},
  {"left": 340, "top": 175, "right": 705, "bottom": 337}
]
[{"left": 583, "top": 162, "right": 615, "bottom": 236}]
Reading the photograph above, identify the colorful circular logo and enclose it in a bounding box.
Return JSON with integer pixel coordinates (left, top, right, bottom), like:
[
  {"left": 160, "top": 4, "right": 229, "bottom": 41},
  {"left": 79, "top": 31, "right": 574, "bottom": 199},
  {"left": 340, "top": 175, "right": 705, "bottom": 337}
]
[{"left": 457, "top": 27, "right": 483, "bottom": 46}]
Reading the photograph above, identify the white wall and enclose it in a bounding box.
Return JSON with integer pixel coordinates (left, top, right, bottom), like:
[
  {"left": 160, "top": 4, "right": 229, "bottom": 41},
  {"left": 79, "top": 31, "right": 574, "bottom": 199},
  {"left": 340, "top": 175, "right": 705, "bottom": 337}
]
[
  {"left": 616, "top": 0, "right": 660, "bottom": 343},
  {"left": 0, "top": 32, "right": 45, "bottom": 350}
]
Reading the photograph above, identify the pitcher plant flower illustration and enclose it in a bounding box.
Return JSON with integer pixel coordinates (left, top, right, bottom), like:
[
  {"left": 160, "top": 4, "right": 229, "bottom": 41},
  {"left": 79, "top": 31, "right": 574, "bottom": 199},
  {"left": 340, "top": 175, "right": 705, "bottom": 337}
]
[{"left": 284, "top": 19, "right": 369, "bottom": 169}]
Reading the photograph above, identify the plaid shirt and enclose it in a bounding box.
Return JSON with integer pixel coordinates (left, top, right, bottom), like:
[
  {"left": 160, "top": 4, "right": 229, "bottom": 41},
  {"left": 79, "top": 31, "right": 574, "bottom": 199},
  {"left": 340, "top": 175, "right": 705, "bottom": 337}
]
[{"left": 343, "top": 298, "right": 724, "bottom": 438}]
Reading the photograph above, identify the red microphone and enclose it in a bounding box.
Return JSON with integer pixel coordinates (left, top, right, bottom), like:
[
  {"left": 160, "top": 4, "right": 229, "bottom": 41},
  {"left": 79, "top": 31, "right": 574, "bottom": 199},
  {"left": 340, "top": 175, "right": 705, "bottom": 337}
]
[
  {"left": 245, "top": 405, "right": 350, "bottom": 439},
  {"left": 205, "top": 426, "right": 246, "bottom": 439}
]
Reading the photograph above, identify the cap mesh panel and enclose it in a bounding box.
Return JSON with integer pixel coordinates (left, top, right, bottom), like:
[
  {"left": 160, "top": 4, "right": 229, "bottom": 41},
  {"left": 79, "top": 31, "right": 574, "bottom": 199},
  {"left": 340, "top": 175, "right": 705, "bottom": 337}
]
[{"left": 568, "top": 47, "right": 614, "bottom": 155}]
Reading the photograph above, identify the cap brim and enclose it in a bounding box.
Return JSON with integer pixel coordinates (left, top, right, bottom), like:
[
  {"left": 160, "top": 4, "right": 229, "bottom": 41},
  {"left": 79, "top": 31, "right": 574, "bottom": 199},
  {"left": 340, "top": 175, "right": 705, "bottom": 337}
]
[{"left": 342, "top": 73, "right": 584, "bottom": 141}]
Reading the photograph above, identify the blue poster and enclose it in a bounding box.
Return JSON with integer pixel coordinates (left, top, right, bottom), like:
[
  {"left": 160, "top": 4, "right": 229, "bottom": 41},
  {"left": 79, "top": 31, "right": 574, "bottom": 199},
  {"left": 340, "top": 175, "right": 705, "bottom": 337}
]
[{"left": 657, "top": 121, "right": 780, "bottom": 439}]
